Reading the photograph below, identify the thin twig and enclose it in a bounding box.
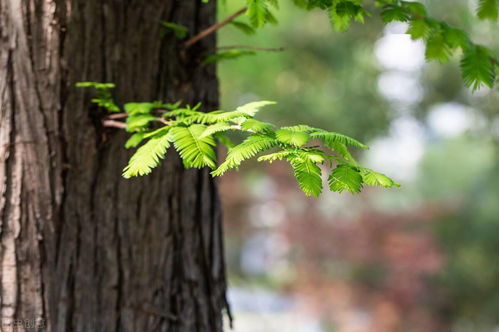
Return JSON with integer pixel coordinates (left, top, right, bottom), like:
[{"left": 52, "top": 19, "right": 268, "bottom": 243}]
[
  {"left": 102, "top": 119, "right": 127, "bottom": 129},
  {"left": 184, "top": 7, "right": 247, "bottom": 48},
  {"left": 217, "top": 45, "right": 285, "bottom": 52},
  {"left": 107, "top": 113, "right": 128, "bottom": 119}
]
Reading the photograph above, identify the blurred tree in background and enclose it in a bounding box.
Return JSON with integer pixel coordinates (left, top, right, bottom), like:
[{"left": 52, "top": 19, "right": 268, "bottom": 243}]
[{"left": 217, "top": 0, "right": 499, "bottom": 331}]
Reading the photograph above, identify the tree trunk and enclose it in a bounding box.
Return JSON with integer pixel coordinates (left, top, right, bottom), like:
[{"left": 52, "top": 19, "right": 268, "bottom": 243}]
[{"left": 0, "top": 1, "right": 229, "bottom": 331}]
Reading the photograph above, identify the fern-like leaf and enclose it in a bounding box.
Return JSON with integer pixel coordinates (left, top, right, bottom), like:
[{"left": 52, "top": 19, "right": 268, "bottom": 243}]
[
  {"left": 406, "top": 19, "right": 431, "bottom": 40},
  {"left": 246, "top": 0, "right": 269, "bottom": 27},
  {"left": 236, "top": 100, "right": 277, "bottom": 117},
  {"left": 124, "top": 102, "right": 154, "bottom": 115},
  {"left": 460, "top": 45, "right": 496, "bottom": 90},
  {"left": 241, "top": 118, "right": 274, "bottom": 132},
  {"left": 203, "top": 49, "right": 256, "bottom": 65},
  {"left": 279, "top": 125, "right": 315, "bottom": 132},
  {"left": 200, "top": 122, "right": 233, "bottom": 138},
  {"left": 123, "top": 133, "right": 172, "bottom": 178},
  {"left": 425, "top": 32, "right": 452, "bottom": 62},
  {"left": 171, "top": 125, "right": 217, "bottom": 169},
  {"left": 126, "top": 114, "right": 158, "bottom": 132},
  {"left": 381, "top": 4, "right": 410, "bottom": 23},
  {"left": 212, "top": 134, "right": 278, "bottom": 176},
  {"left": 125, "top": 132, "right": 145, "bottom": 149},
  {"left": 289, "top": 155, "right": 323, "bottom": 197},
  {"left": 257, "top": 150, "right": 294, "bottom": 162},
  {"left": 328, "top": 164, "right": 363, "bottom": 193},
  {"left": 186, "top": 101, "right": 275, "bottom": 124},
  {"left": 327, "top": 141, "right": 357, "bottom": 164},
  {"left": 477, "top": 0, "right": 498, "bottom": 20},
  {"left": 361, "top": 168, "right": 400, "bottom": 188},
  {"left": 276, "top": 128, "right": 310, "bottom": 146},
  {"left": 310, "top": 130, "right": 368, "bottom": 149},
  {"left": 231, "top": 21, "right": 257, "bottom": 35}
]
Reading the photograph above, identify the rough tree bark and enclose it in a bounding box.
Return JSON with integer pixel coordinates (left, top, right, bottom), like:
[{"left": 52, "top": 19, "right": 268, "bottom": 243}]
[{"left": 0, "top": 0, "right": 229, "bottom": 331}]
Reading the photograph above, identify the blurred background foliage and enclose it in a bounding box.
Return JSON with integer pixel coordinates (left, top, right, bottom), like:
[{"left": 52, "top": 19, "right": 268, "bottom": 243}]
[{"left": 216, "top": 0, "right": 499, "bottom": 331}]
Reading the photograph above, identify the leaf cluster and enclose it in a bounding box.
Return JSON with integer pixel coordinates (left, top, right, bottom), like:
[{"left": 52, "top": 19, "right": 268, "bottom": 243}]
[
  {"left": 79, "top": 83, "right": 399, "bottom": 196},
  {"left": 238, "top": 0, "right": 497, "bottom": 91},
  {"left": 75, "top": 82, "right": 120, "bottom": 112}
]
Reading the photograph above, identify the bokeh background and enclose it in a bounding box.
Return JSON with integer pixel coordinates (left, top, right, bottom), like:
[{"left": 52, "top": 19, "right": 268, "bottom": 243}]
[{"left": 216, "top": 1, "right": 499, "bottom": 331}]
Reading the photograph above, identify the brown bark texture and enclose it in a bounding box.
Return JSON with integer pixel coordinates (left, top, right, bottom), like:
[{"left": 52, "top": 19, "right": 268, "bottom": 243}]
[{"left": 0, "top": 0, "right": 229, "bottom": 331}]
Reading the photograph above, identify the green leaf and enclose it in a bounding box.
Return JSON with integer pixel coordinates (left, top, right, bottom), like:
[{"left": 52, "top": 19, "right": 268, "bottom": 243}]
[
  {"left": 328, "top": 164, "right": 363, "bottom": 193},
  {"left": 477, "top": 0, "right": 498, "bottom": 20},
  {"left": 327, "top": 142, "right": 357, "bottom": 164},
  {"left": 257, "top": 150, "right": 293, "bottom": 162},
  {"left": 280, "top": 125, "right": 316, "bottom": 132},
  {"left": 125, "top": 132, "right": 146, "bottom": 149},
  {"left": 290, "top": 156, "right": 323, "bottom": 197},
  {"left": 200, "top": 122, "right": 233, "bottom": 138},
  {"left": 329, "top": 1, "right": 360, "bottom": 31},
  {"left": 124, "top": 103, "right": 154, "bottom": 115},
  {"left": 126, "top": 114, "right": 158, "bottom": 132},
  {"left": 236, "top": 100, "right": 277, "bottom": 116},
  {"left": 241, "top": 118, "right": 274, "bottom": 132},
  {"left": 443, "top": 27, "right": 469, "bottom": 50},
  {"left": 246, "top": 0, "right": 269, "bottom": 27},
  {"left": 310, "top": 130, "right": 368, "bottom": 148},
  {"left": 401, "top": 1, "right": 427, "bottom": 16},
  {"left": 460, "top": 45, "right": 496, "bottom": 90},
  {"left": 123, "top": 132, "right": 172, "bottom": 178},
  {"left": 160, "top": 21, "right": 189, "bottom": 38},
  {"left": 203, "top": 49, "right": 256, "bottom": 64},
  {"left": 171, "top": 125, "right": 217, "bottom": 169},
  {"left": 425, "top": 32, "right": 452, "bottom": 62},
  {"left": 185, "top": 100, "right": 275, "bottom": 124},
  {"left": 406, "top": 19, "right": 431, "bottom": 40},
  {"left": 212, "top": 134, "right": 278, "bottom": 176},
  {"left": 361, "top": 168, "right": 400, "bottom": 188},
  {"left": 77, "top": 81, "right": 120, "bottom": 112},
  {"left": 276, "top": 128, "right": 310, "bottom": 146},
  {"left": 381, "top": 4, "right": 410, "bottom": 23},
  {"left": 76, "top": 82, "right": 115, "bottom": 89},
  {"left": 230, "top": 21, "right": 257, "bottom": 35},
  {"left": 267, "top": 0, "right": 279, "bottom": 9}
]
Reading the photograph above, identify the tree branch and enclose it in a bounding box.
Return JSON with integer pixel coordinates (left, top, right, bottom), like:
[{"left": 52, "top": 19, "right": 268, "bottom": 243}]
[
  {"left": 102, "top": 119, "right": 127, "bottom": 129},
  {"left": 184, "top": 7, "right": 247, "bottom": 48},
  {"left": 107, "top": 113, "right": 128, "bottom": 119}
]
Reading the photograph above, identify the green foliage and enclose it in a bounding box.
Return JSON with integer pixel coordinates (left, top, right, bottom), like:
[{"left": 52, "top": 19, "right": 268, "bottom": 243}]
[
  {"left": 460, "top": 45, "right": 496, "bottom": 90},
  {"left": 124, "top": 102, "right": 154, "bottom": 115},
  {"left": 275, "top": 128, "right": 310, "bottom": 146},
  {"left": 160, "top": 21, "right": 189, "bottom": 38},
  {"left": 75, "top": 82, "right": 120, "bottom": 112},
  {"left": 212, "top": 134, "right": 279, "bottom": 176},
  {"left": 230, "top": 21, "right": 257, "bottom": 35},
  {"left": 171, "top": 125, "right": 217, "bottom": 168},
  {"left": 122, "top": 132, "right": 172, "bottom": 178},
  {"left": 291, "top": 155, "right": 323, "bottom": 196},
  {"left": 203, "top": 49, "right": 256, "bottom": 64},
  {"left": 380, "top": 4, "right": 410, "bottom": 23},
  {"left": 329, "top": 0, "right": 369, "bottom": 31},
  {"left": 328, "top": 164, "right": 363, "bottom": 193},
  {"left": 360, "top": 168, "right": 400, "bottom": 188},
  {"left": 268, "top": 0, "right": 498, "bottom": 91},
  {"left": 78, "top": 83, "right": 399, "bottom": 196},
  {"left": 246, "top": 0, "right": 276, "bottom": 27},
  {"left": 477, "top": 0, "right": 498, "bottom": 20}
]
